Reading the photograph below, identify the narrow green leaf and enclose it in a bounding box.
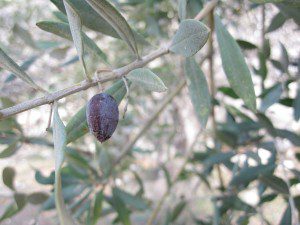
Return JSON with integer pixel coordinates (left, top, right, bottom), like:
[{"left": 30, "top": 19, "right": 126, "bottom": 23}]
[
  {"left": 203, "top": 151, "right": 236, "bottom": 169},
  {"left": 230, "top": 164, "right": 275, "bottom": 187},
  {"left": 0, "top": 193, "right": 26, "bottom": 222},
  {"left": 28, "top": 192, "right": 49, "bottom": 205},
  {"left": 257, "top": 51, "right": 268, "bottom": 80},
  {"left": 112, "top": 188, "right": 131, "bottom": 225},
  {"left": 113, "top": 188, "right": 148, "bottom": 211},
  {"left": 0, "top": 48, "right": 44, "bottom": 92},
  {"left": 236, "top": 39, "right": 257, "bottom": 50},
  {"left": 276, "top": 3, "right": 300, "bottom": 25},
  {"left": 293, "top": 83, "right": 300, "bottom": 121},
  {"left": 170, "top": 201, "right": 186, "bottom": 222},
  {"left": 178, "top": 0, "right": 187, "bottom": 21},
  {"left": 50, "top": 0, "right": 148, "bottom": 45},
  {"left": 63, "top": 0, "right": 89, "bottom": 78},
  {"left": 266, "top": 12, "right": 286, "bottom": 33},
  {"left": 279, "top": 43, "right": 289, "bottom": 73},
  {"left": 52, "top": 103, "right": 75, "bottom": 225},
  {"left": 170, "top": 19, "right": 210, "bottom": 57},
  {"left": 98, "top": 145, "right": 112, "bottom": 177},
  {"left": 215, "top": 15, "right": 256, "bottom": 111},
  {"left": 85, "top": 0, "right": 139, "bottom": 58},
  {"left": 276, "top": 128, "right": 300, "bottom": 146},
  {"left": 260, "top": 83, "right": 283, "bottom": 112},
  {"left": 2, "top": 167, "right": 15, "bottom": 190},
  {"left": 13, "top": 24, "right": 37, "bottom": 49},
  {"left": 127, "top": 68, "right": 167, "bottom": 92},
  {"left": 0, "top": 140, "right": 20, "bottom": 158},
  {"left": 184, "top": 57, "right": 211, "bottom": 127},
  {"left": 37, "top": 21, "right": 107, "bottom": 62},
  {"left": 279, "top": 203, "right": 292, "bottom": 225},
  {"left": 91, "top": 191, "right": 103, "bottom": 225},
  {"left": 161, "top": 165, "right": 172, "bottom": 189},
  {"left": 260, "top": 175, "right": 289, "bottom": 195}
]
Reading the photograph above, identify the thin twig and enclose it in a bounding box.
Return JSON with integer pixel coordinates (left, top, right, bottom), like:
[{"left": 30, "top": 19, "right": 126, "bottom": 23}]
[
  {"left": 121, "top": 76, "right": 130, "bottom": 118},
  {"left": 0, "top": 0, "right": 217, "bottom": 121}
]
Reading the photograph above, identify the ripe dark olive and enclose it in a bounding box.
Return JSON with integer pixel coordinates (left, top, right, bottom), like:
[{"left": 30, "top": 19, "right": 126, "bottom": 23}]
[{"left": 86, "top": 93, "right": 119, "bottom": 143}]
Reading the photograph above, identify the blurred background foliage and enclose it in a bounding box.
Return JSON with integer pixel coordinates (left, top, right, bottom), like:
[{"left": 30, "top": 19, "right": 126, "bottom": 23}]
[{"left": 0, "top": 0, "right": 300, "bottom": 224}]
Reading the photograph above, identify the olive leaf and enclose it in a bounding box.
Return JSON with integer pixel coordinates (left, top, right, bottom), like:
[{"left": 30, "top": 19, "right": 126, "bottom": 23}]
[
  {"left": 52, "top": 103, "right": 76, "bottom": 225},
  {"left": 215, "top": 15, "right": 256, "bottom": 111},
  {"left": 63, "top": 0, "right": 89, "bottom": 79},
  {"left": 178, "top": 0, "right": 187, "bottom": 21},
  {"left": 266, "top": 12, "right": 286, "bottom": 33},
  {"left": 184, "top": 57, "right": 211, "bottom": 127},
  {"left": 170, "top": 19, "right": 210, "bottom": 57},
  {"left": 127, "top": 68, "right": 167, "bottom": 92},
  {"left": 2, "top": 167, "right": 15, "bottom": 191},
  {"left": 0, "top": 47, "right": 44, "bottom": 92},
  {"left": 37, "top": 21, "right": 108, "bottom": 63},
  {"left": 85, "top": 0, "right": 139, "bottom": 58}
]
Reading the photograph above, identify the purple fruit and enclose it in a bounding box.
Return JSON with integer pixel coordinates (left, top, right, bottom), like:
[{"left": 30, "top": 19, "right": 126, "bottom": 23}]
[{"left": 86, "top": 93, "right": 119, "bottom": 143}]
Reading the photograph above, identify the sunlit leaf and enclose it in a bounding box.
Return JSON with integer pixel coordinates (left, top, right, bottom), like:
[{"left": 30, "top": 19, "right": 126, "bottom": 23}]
[
  {"left": 127, "top": 68, "right": 167, "bottom": 92},
  {"left": 184, "top": 57, "right": 211, "bottom": 127},
  {"left": 85, "top": 0, "right": 139, "bottom": 58},
  {"left": 52, "top": 103, "right": 75, "bottom": 225},
  {"left": 215, "top": 15, "right": 256, "bottom": 111},
  {"left": 170, "top": 19, "right": 209, "bottom": 57}
]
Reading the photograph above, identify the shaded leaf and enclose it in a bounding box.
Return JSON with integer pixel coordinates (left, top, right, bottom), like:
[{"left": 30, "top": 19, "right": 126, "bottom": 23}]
[
  {"left": 236, "top": 39, "right": 257, "bottom": 50},
  {"left": 161, "top": 165, "right": 172, "bottom": 189},
  {"left": 276, "top": 3, "right": 300, "bottom": 25},
  {"left": 0, "top": 48, "right": 44, "bottom": 91},
  {"left": 260, "top": 175, "right": 289, "bottom": 195},
  {"left": 230, "top": 164, "right": 275, "bottom": 187},
  {"left": 184, "top": 57, "right": 211, "bottom": 127},
  {"left": 279, "top": 43, "right": 289, "bottom": 73},
  {"left": 63, "top": 0, "right": 88, "bottom": 78},
  {"left": 97, "top": 144, "right": 112, "bottom": 177},
  {"left": 266, "top": 12, "right": 286, "bottom": 33},
  {"left": 2, "top": 167, "right": 15, "bottom": 190},
  {"left": 178, "top": 0, "right": 187, "bottom": 21},
  {"left": 0, "top": 140, "right": 20, "bottom": 158},
  {"left": 203, "top": 151, "right": 236, "bottom": 169},
  {"left": 171, "top": 200, "right": 186, "bottom": 222},
  {"left": 37, "top": 21, "right": 107, "bottom": 62},
  {"left": 0, "top": 193, "right": 27, "bottom": 222},
  {"left": 85, "top": 0, "right": 139, "bottom": 58},
  {"left": 260, "top": 83, "right": 283, "bottom": 112},
  {"left": 127, "top": 68, "right": 167, "bottom": 92},
  {"left": 279, "top": 203, "right": 292, "bottom": 225},
  {"left": 293, "top": 83, "right": 300, "bottom": 120},
  {"left": 215, "top": 15, "right": 256, "bottom": 111},
  {"left": 113, "top": 188, "right": 148, "bottom": 211},
  {"left": 170, "top": 19, "right": 209, "bottom": 57},
  {"left": 28, "top": 192, "right": 49, "bottom": 205},
  {"left": 111, "top": 188, "right": 131, "bottom": 225}
]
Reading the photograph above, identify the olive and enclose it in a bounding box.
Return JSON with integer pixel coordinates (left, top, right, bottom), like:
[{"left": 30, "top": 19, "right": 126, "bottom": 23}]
[{"left": 86, "top": 93, "right": 119, "bottom": 143}]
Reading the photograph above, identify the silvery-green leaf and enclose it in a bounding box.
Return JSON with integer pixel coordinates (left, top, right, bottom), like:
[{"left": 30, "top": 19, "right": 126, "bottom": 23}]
[
  {"left": 260, "top": 83, "right": 283, "bottom": 112},
  {"left": 85, "top": 0, "right": 139, "bottom": 58},
  {"left": 215, "top": 15, "right": 256, "bottom": 111},
  {"left": 0, "top": 48, "right": 44, "bottom": 92},
  {"left": 127, "top": 68, "right": 167, "bottom": 92},
  {"left": 52, "top": 103, "right": 76, "bottom": 225},
  {"left": 37, "top": 21, "right": 108, "bottom": 63},
  {"left": 178, "top": 0, "right": 187, "bottom": 21},
  {"left": 184, "top": 57, "right": 211, "bottom": 127},
  {"left": 170, "top": 19, "right": 210, "bottom": 57},
  {"left": 63, "top": 0, "right": 88, "bottom": 78},
  {"left": 50, "top": 0, "right": 148, "bottom": 45},
  {"left": 293, "top": 83, "right": 300, "bottom": 121},
  {"left": 266, "top": 12, "right": 286, "bottom": 33}
]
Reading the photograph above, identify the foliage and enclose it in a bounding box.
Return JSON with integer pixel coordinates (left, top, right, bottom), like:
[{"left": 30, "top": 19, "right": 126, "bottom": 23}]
[{"left": 0, "top": 0, "right": 300, "bottom": 224}]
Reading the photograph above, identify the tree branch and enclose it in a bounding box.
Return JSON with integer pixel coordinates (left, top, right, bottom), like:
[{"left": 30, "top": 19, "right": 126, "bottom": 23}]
[{"left": 0, "top": 0, "right": 218, "bottom": 120}]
